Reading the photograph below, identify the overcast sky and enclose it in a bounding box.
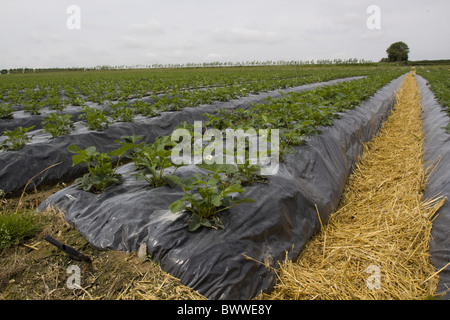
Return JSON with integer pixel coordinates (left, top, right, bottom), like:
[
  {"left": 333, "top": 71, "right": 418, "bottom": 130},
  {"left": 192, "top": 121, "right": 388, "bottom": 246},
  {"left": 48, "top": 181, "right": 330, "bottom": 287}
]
[{"left": 0, "top": 0, "right": 448, "bottom": 69}]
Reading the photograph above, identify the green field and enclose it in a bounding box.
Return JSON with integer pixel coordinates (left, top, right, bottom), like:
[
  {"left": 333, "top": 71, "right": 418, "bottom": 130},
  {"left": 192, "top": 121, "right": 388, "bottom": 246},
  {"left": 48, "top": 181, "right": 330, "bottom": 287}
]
[
  {"left": 1, "top": 64, "right": 408, "bottom": 138},
  {"left": 416, "top": 65, "right": 450, "bottom": 133},
  {"left": 0, "top": 64, "right": 409, "bottom": 229},
  {"left": 1, "top": 62, "right": 450, "bottom": 300}
]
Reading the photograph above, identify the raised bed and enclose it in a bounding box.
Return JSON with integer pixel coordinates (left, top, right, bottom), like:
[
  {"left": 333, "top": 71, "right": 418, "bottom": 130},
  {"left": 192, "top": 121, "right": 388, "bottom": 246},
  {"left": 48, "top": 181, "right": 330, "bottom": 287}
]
[{"left": 416, "top": 75, "right": 450, "bottom": 300}]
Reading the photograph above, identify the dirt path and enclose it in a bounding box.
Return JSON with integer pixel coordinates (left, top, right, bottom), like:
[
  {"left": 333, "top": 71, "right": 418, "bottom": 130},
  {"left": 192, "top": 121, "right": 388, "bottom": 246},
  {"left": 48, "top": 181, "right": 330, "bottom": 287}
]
[{"left": 263, "top": 72, "right": 446, "bottom": 300}]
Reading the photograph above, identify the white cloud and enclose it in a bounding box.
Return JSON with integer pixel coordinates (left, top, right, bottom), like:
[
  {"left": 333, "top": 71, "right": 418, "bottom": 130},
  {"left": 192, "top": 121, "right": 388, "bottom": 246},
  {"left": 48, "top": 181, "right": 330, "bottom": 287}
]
[
  {"left": 203, "top": 52, "right": 238, "bottom": 62},
  {"left": 128, "top": 20, "right": 165, "bottom": 35},
  {"left": 115, "top": 20, "right": 166, "bottom": 51},
  {"left": 211, "top": 27, "right": 287, "bottom": 45},
  {"left": 116, "top": 35, "right": 150, "bottom": 49},
  {"left": 26, "top": 33, "right": 43, "bottom": 44}
]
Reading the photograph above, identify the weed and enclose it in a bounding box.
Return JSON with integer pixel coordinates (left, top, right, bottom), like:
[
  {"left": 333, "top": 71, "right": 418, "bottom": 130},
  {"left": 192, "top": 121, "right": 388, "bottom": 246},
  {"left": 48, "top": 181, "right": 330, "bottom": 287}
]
[{"left": 0, "top": 209, "right": 42, "bottom": 249}]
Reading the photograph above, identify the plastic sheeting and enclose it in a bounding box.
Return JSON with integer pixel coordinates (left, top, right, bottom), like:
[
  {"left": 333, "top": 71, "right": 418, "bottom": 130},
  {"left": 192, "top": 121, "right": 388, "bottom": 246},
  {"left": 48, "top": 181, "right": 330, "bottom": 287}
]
[
  {"left": 39, "top": 74, "right": 406, "bottom": 300},
  {"left": 0, "top": 77, "right": 363, "bottom": 196},
  {"left": 416, "top": 75, "right": 450, "bottom": 300}
]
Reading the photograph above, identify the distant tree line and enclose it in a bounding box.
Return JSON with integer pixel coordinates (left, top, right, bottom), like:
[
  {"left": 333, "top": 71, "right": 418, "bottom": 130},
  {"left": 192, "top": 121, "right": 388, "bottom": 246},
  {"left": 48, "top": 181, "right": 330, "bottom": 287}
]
[
  {"left": 0, "top": 58, "right": 376, "bottom": 74},
  {"left": 1, "top": 67, "right": 88, "bottom": 74},
  {"left": 406, "top": 59, "right": 450, "bottom": 66}
]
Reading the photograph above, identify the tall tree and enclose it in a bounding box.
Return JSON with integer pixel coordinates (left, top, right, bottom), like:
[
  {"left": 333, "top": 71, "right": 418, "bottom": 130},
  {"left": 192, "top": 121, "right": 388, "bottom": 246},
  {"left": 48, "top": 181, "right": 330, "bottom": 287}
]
[{"left": 386, "top": 42, "right": 410, "bottom": 62}]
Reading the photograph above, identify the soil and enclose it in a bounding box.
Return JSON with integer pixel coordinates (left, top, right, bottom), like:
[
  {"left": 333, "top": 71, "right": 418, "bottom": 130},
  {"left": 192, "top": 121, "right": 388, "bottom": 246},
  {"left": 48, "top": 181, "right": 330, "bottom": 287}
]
[{"left": 0, "top": 184, "right": 204, "bottom": 300}]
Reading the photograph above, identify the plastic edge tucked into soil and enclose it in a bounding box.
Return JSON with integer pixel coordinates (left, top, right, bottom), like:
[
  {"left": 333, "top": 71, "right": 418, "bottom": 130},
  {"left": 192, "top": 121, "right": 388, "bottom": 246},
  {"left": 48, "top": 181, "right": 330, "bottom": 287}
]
[
  {"left": 416, "top": 75, "right": 450, "bottom": 300},
  {"left": 38, "top": 74, "right": 406, "bottom": 300}
]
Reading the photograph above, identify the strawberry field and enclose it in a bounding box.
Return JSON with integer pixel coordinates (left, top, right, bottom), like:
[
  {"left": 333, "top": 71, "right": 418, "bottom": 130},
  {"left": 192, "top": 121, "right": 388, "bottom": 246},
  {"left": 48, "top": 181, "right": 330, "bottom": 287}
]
[
  {"left": 0, "top": 65, "right": 406, "bottom": 196},
  {"left": 416, "top": 66, "right": 450, "bottom": 133},
  {"left": 5, "top": 64, "right": 450, "bottom": 300}
]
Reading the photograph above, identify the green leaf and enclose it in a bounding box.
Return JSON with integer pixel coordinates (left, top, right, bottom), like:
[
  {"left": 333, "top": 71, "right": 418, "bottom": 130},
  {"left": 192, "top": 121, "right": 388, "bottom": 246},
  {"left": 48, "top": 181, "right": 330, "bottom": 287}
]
[
  {"left": 186, "top": 174, "right": 204, "bottom": 187},
  {"left": 108, "top": 143, "right": 136, "bottom": 157},
  {"left": 232, "top": 197, "right": 256, "bottom": 204},
  {"left": 200, "top": 163, "right": 238, "bottom": 175},
  {"left": 206, "top": 176, "right": 218, "bottom": 187},
  {"left": 68, "top": 144, "right": 82, "bottom": 154},
  {"left": 156, "top": 149, "right": 168, "bottom": 158},
  {"left": 85, "top": 146, "right": 97, "bottom": 156},
  {"left": 218, "top": 164, "right": 238, "bottom": 174},
  {"left": 75, "top": 174, "right": 93, "bottom": 191},
  {"left": 188, "top": 221, "right": 201, "bottom": 232},
  {"left": 188, "top": 214, "right": 201, "bottom": 232},
  {"left": 71, "top": 154, "right": 87, "bottom": 165},
  {"left": 169, "top": 199, "right": 185, "bottom": 213},
  {"left": 165, "top": 175, "right": 186, "bottom": 190},
  {"left": 200, "top": 218, "right": 212, "bottom": 228},
  {"left": 23, "top": 125, "right": 35, "bottom": 133},
  {"left": 210, "top": 193, "right": 223, "bottom": 207},
  {"left": 223, "top": 184, "right": 246, "bottom": 195}
]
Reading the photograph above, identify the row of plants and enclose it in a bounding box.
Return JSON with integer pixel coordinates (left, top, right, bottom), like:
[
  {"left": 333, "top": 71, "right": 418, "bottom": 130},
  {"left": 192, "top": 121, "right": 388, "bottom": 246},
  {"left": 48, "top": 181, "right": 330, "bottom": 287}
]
[
  {"left": 0, "top": 73, "right": 348, "bottom": 116},
  {"left": 1, "top": 67, "right": 396, "bottom": 150},
  {"left": 0, "top": 66, "right": 365, "bottom": 107},
  {"left": 68, "top": 135, "right": 258, "bottom": 231},
  {"left": 1, "top": 65, "right": 408, "bottom": 116},
  {"left": 0, "top": 98, "right": 173, "bottom": 150},
  {"left": 65, "top": 69, "right": 406, "bottom": 231},
  {"left": 416, "top": 66, "right": 450, "bottom": 133},
  {"left": 191, "top": 69, "right": 407, "bottom": 157}
]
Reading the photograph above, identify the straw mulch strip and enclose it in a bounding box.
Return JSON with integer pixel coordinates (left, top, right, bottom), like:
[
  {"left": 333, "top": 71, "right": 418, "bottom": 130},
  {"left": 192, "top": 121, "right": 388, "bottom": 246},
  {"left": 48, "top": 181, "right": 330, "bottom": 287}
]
[{"left": 262, "top": 72, "right": 447, "bottom": 300}]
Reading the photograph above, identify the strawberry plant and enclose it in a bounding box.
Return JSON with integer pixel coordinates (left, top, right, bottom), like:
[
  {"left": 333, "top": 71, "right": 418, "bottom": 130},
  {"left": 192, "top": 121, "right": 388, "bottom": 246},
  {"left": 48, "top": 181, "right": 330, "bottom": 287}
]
[
  {"left": 23, "top": 101, "right": 42, "bottom": 115},
  {"left": 232, "top": 159, "right": 268, "bottom": 185},
  {"left": 1, "top": 126, "right": 35, "bottom": 151},
  {"left": 203, "top": 110, "right": 235, "bottom": 130},
  {"left": 130, "top": 100, "right": 159, "bottom": 117},
  {"left": 116, "top": 134, "right": 144, "bottom": 146},
  {"left": 46, "top": 96, "right": 67, "bottom": 111},
  {"left": 109, "top": 102, "right": 135, "bottom": 122},
  {"left": 68, "top": 143, "right": 136, "bottom": 193},
  {"left": 0, "top": 103, "right": 13, "bottom": 119},
  {"left": 200, "top": 69, "right": 407, "bottom": 161},
  {"left": 87, "top": 92, "right": 105, "bottom": 104},
  {"left": 80, "top": 106, "right": 110, "bottom": 131},
  {"left": 130, "top": 136, "right": 182, "bottom": 187},
  {"left": 42, "top": 113, "right": 74, "bottom": 138},
  {"left": 167, "top": 163, "right": 255, "bottom": 231},
  {"left": 66, "top": 94, "right": 85, "bottom": 107},
  {"left": 416, "top": 67, "right": 450, "bottom": 115}
]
